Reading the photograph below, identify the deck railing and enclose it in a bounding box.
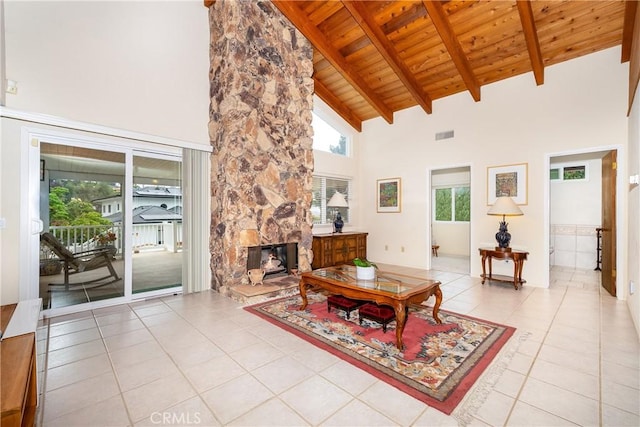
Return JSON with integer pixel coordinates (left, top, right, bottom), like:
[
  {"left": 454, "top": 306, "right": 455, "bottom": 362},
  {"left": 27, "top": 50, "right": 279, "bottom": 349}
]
[{"left": 42, "top": 222, "right": 182, "bottom": 259}]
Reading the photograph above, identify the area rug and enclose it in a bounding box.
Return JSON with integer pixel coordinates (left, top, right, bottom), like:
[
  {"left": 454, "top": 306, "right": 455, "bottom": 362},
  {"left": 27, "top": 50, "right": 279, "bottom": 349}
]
[{"left": 245, "top": 293, "right": 516, "bottom": 415}]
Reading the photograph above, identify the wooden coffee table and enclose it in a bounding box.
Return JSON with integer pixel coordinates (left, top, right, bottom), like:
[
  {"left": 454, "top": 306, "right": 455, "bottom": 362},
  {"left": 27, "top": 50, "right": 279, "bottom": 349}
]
[{"left": 299, "top": 265, "right": 442, "bottom": 350}]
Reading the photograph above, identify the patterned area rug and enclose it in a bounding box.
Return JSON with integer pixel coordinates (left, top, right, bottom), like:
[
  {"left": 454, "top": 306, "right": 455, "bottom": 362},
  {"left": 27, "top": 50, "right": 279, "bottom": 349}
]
[{"left": 245, "top": 293, "right": 516, "bottom": 415}]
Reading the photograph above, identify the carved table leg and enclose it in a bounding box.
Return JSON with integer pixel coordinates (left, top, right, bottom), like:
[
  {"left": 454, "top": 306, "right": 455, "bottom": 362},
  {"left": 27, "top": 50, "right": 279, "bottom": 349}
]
[
  {"left": 481, "top": 254, "right": 487, "bottom": 284},
  {"left": 394, "top": 302, "right": 407, "bottom": 350},
  {"left": 299, "top": 279, "right": 309, "bottom": 310},
  {"left": 432, "top": 286, "right": 443, "bottom": 324},
  {"left": 515, "top": 260, "right": 524, "bottom": 290}
]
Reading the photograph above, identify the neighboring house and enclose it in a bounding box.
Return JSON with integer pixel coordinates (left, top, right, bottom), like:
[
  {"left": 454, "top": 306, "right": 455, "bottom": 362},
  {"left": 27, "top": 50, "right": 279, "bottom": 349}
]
[
  {"left": 94, "top": 187, "right": 182, "bottom": 218},
  {"left": 105, "top": 205, "right": 182, "bottom": 225}
]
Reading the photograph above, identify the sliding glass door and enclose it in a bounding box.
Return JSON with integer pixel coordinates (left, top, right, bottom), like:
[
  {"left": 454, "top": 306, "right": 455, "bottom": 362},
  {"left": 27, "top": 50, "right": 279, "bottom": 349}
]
[
  {"left": 37, "top": 142, "right": 183, "bottom": 312},
  {"left": 131, "top": 154, "right": 182, "bottom": 294},
  {"left": 39, "top": 143, "right": 126, "bottom": 309}
]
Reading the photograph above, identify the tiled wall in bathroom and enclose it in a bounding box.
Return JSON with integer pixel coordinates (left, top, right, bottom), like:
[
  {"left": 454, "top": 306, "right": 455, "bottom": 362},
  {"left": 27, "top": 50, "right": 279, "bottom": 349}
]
[{"left": 550, "top": 224, "right": 600, "bottom": 269}]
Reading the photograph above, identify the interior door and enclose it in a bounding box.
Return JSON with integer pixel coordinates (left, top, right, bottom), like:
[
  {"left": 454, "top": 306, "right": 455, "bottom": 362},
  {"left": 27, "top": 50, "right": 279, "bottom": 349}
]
[{"left": 601, "top": 150, "right": 617, "bottom": 296}]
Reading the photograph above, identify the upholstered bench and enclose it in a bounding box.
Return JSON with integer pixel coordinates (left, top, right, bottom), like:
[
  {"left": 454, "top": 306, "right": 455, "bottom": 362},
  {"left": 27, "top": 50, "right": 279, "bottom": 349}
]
[
  {"left": 358, "top": 303, "right": 396, "bottom": 333},
  {"left": 327, "top": 295, "right": 363, "bottom": 319}
]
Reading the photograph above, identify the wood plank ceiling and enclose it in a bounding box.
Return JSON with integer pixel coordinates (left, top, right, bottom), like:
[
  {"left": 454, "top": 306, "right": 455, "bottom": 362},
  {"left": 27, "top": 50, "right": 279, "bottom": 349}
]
[{"left": 265, "top": 0, "right": 634, "bottom": 131}]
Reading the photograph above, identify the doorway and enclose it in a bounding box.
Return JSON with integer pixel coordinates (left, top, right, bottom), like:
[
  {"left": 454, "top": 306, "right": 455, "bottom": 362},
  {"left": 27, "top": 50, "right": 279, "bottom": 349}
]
[
  {"left": 430, "top": 166, "right": 471, "bottom": 274},
  {"left": 548, "top": 150, "right": 616, "bottom": 292}
]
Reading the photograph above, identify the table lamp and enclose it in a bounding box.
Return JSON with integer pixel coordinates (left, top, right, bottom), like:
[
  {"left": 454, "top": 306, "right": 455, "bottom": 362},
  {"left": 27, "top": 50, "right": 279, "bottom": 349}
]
[
  {"left": 487, "top": 196, "right": 523, "bottom": 251},
  {"left": 327, "top": 191, "right": 348, "bottom": 233}
]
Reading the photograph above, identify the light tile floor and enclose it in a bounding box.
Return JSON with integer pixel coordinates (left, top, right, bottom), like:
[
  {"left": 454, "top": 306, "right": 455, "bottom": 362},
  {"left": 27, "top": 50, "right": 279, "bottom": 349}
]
[{"left": 35, "top": 264, "right": 639, "bottom": 426}]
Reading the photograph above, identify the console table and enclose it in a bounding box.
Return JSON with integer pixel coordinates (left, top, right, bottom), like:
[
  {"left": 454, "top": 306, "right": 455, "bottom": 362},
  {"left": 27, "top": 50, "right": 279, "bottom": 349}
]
[{"left": 479, "top": 248, "right": 528, "bottom": 290}]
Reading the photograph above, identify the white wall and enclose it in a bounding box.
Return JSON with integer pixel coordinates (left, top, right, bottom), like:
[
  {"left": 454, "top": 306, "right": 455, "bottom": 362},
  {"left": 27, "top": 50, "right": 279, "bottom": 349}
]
[
  {"left": 3, "top": 0, "right": 210, "bottom": 145},
  {"left": 359, "top": 47, "right": 628, "bottom": 289},
  {"left": 0, "top": 1, "right": 210, "bottom": 305},
  {"left": 550, "top": 157, "right": 602, "bottom": 225}
]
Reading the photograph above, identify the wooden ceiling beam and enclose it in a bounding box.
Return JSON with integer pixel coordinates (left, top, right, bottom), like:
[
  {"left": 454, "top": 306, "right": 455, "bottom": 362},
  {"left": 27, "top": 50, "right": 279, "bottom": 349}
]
[
  {"left": 342, "top": 0, "right": 433, "bottom": 114},
  {"left": 621, "top": 0, "right": 638, "bottom": 63},
  {"left": 516, "top": 0, "right": 544, "bottom": 86},
  {"left": 422, "top": 0, "right": 481, "bottom": 102},
  {"left": 272, "top": 0, "right": 394, "bottom": 124},
  {"left": 313, "top": 77, "right": 363, "bottom": 132},
  {"left": 624, "top": 0, "right": 639, "bottom": 114}
]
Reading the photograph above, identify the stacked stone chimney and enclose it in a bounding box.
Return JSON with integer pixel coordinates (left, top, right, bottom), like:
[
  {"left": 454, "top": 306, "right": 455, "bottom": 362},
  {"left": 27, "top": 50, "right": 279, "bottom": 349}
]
[{"left": 208, "top": 0, "right": 314, "bottom": 295}]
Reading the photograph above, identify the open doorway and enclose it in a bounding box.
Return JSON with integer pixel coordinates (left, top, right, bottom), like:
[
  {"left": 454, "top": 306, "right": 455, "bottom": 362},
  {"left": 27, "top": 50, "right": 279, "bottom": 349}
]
[
  {"left": 548, "top": 150, "right": 615, "bottom": 292},
  {"left": 430, "top": 166, "right": 471, "bottom": 274}
]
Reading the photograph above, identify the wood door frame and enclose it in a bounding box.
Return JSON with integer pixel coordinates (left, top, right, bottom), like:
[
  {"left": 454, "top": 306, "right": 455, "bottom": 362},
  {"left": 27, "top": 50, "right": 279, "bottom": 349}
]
[{"left": 544, "top": 146, "right": 623, "bottom": 295}]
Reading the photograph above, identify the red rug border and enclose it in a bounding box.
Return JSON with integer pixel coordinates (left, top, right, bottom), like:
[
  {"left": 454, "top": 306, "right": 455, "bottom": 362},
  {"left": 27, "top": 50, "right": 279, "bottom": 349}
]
[{"left": 244, "top": 296, "right": 516, "bottom": 415}]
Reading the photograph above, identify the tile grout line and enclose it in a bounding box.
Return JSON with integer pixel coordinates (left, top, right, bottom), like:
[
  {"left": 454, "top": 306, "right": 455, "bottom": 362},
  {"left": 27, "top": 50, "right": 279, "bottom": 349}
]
[
  {"left": 93, "top": 304, "right": 141, "bottom": 426},
  {"left": 501, "top": 286, "right": 569, "bottom": 426},
  {"left": 35, "top": 317, "right": 51, "bottom": 427},
  {"left": 598, "top": 284, "right": 604, "bottom": 427},
  {"left": 135, "top": 297, "right": 228, "bottom": 425}
]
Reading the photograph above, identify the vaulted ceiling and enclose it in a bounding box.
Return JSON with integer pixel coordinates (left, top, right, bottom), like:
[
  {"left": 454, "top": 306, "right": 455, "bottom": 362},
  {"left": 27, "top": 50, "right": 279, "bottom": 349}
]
[
  {"left": 268, "top": 0, "right": 635, "bottom": 131},
  {"left": 203, "top": 1, "right": 637, "bottom": 131}
]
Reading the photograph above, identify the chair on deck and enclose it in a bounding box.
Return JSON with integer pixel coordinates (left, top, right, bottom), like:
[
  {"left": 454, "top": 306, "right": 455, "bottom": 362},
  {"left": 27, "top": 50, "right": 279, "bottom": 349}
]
[{"left": 40, "top": 232, "right": 120, "bottom": 291}]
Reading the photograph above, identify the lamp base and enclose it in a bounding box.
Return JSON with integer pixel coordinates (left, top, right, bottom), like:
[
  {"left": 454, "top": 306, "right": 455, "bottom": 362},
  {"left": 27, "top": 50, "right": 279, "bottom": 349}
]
[
  {"left": 494, "top": 246, "right": 512, "bottom": 252},
  {"left": 333, "top": 212, "right": 344, "bottom": 233},
  {"left": 495, "top": 220, "right": 511, "bottom": 249}
]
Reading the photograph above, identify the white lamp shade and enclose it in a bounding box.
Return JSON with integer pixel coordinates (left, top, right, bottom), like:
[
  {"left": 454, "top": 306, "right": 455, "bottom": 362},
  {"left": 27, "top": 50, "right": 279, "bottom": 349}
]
[
  {"left": 487, "top": 196, "right": 523, "bottom": 216},
  {"left": 327, "top": 191, "right": 348, "bottom": 208}
]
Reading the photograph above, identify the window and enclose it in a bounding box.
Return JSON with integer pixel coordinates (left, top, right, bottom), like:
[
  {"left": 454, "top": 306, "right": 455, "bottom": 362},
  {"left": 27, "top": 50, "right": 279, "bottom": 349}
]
[
  {"left": 312, "top": 113, "right": 348, "bottom": 156},
  {"left": 434, "top": 186, "right": 470, "bottom": 222},
  {"left": 550, "top": 163, "right": 588, "bottom": 181},
  {"left": 563, "top": 165, "right": 586, "bottom": 180},
  {"left": 312, "top": 176, "right": 350, "bottom": 225}
]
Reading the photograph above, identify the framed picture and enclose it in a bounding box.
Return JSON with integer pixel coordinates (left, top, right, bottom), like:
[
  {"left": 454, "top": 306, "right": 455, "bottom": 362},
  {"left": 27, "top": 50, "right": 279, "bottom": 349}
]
[
  {"left": 487, "top": 163, "right": 527, "bottom": 205},
  {"left": 377, "top": 177, "right": 401, "bottom": 213}
]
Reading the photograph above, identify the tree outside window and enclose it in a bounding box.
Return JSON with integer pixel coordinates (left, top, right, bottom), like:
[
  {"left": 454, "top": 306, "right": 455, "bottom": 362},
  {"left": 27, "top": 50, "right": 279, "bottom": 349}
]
[
  {"left": 434, "top": 186, "right": 470, "bottom": 222},
  {"left": 312, "top": 113, "right": 348, "bottom": 156}
]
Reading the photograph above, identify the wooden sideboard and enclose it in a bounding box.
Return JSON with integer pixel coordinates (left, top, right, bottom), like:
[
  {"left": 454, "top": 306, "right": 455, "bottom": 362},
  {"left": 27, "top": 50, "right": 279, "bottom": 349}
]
[
  {"left": 1, "top": 301, "right": 41, "bottom": 427},
  {"left": 312, "top": 232, "right": 368, "bottom": 269}
]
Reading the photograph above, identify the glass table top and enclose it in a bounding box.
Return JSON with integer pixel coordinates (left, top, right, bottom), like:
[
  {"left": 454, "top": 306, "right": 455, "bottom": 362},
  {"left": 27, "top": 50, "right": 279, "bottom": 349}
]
[{"left": 309, "top": 265, "right": 435, "bottom": 295}]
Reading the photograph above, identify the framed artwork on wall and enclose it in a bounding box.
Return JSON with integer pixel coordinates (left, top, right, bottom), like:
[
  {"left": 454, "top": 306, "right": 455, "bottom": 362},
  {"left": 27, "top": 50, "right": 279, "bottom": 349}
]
[
  {"left": 377, "top": 177, "right": 401, "bottom": 213},
  {"left": 487, "top": 163, "right": 528, "bottom": 205}
]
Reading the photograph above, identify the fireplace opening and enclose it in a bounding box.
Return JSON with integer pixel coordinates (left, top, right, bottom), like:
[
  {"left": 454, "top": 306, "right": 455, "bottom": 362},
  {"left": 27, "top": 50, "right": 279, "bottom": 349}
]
[{"left": 247, "top": 243, "right": 298, "bottom": 280}]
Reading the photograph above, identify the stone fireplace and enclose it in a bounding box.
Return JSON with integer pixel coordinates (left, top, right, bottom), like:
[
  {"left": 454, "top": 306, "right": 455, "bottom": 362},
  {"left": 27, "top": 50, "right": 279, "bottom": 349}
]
[{"left": 208, "top": 0, "right": 314, "bottom": 296}]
